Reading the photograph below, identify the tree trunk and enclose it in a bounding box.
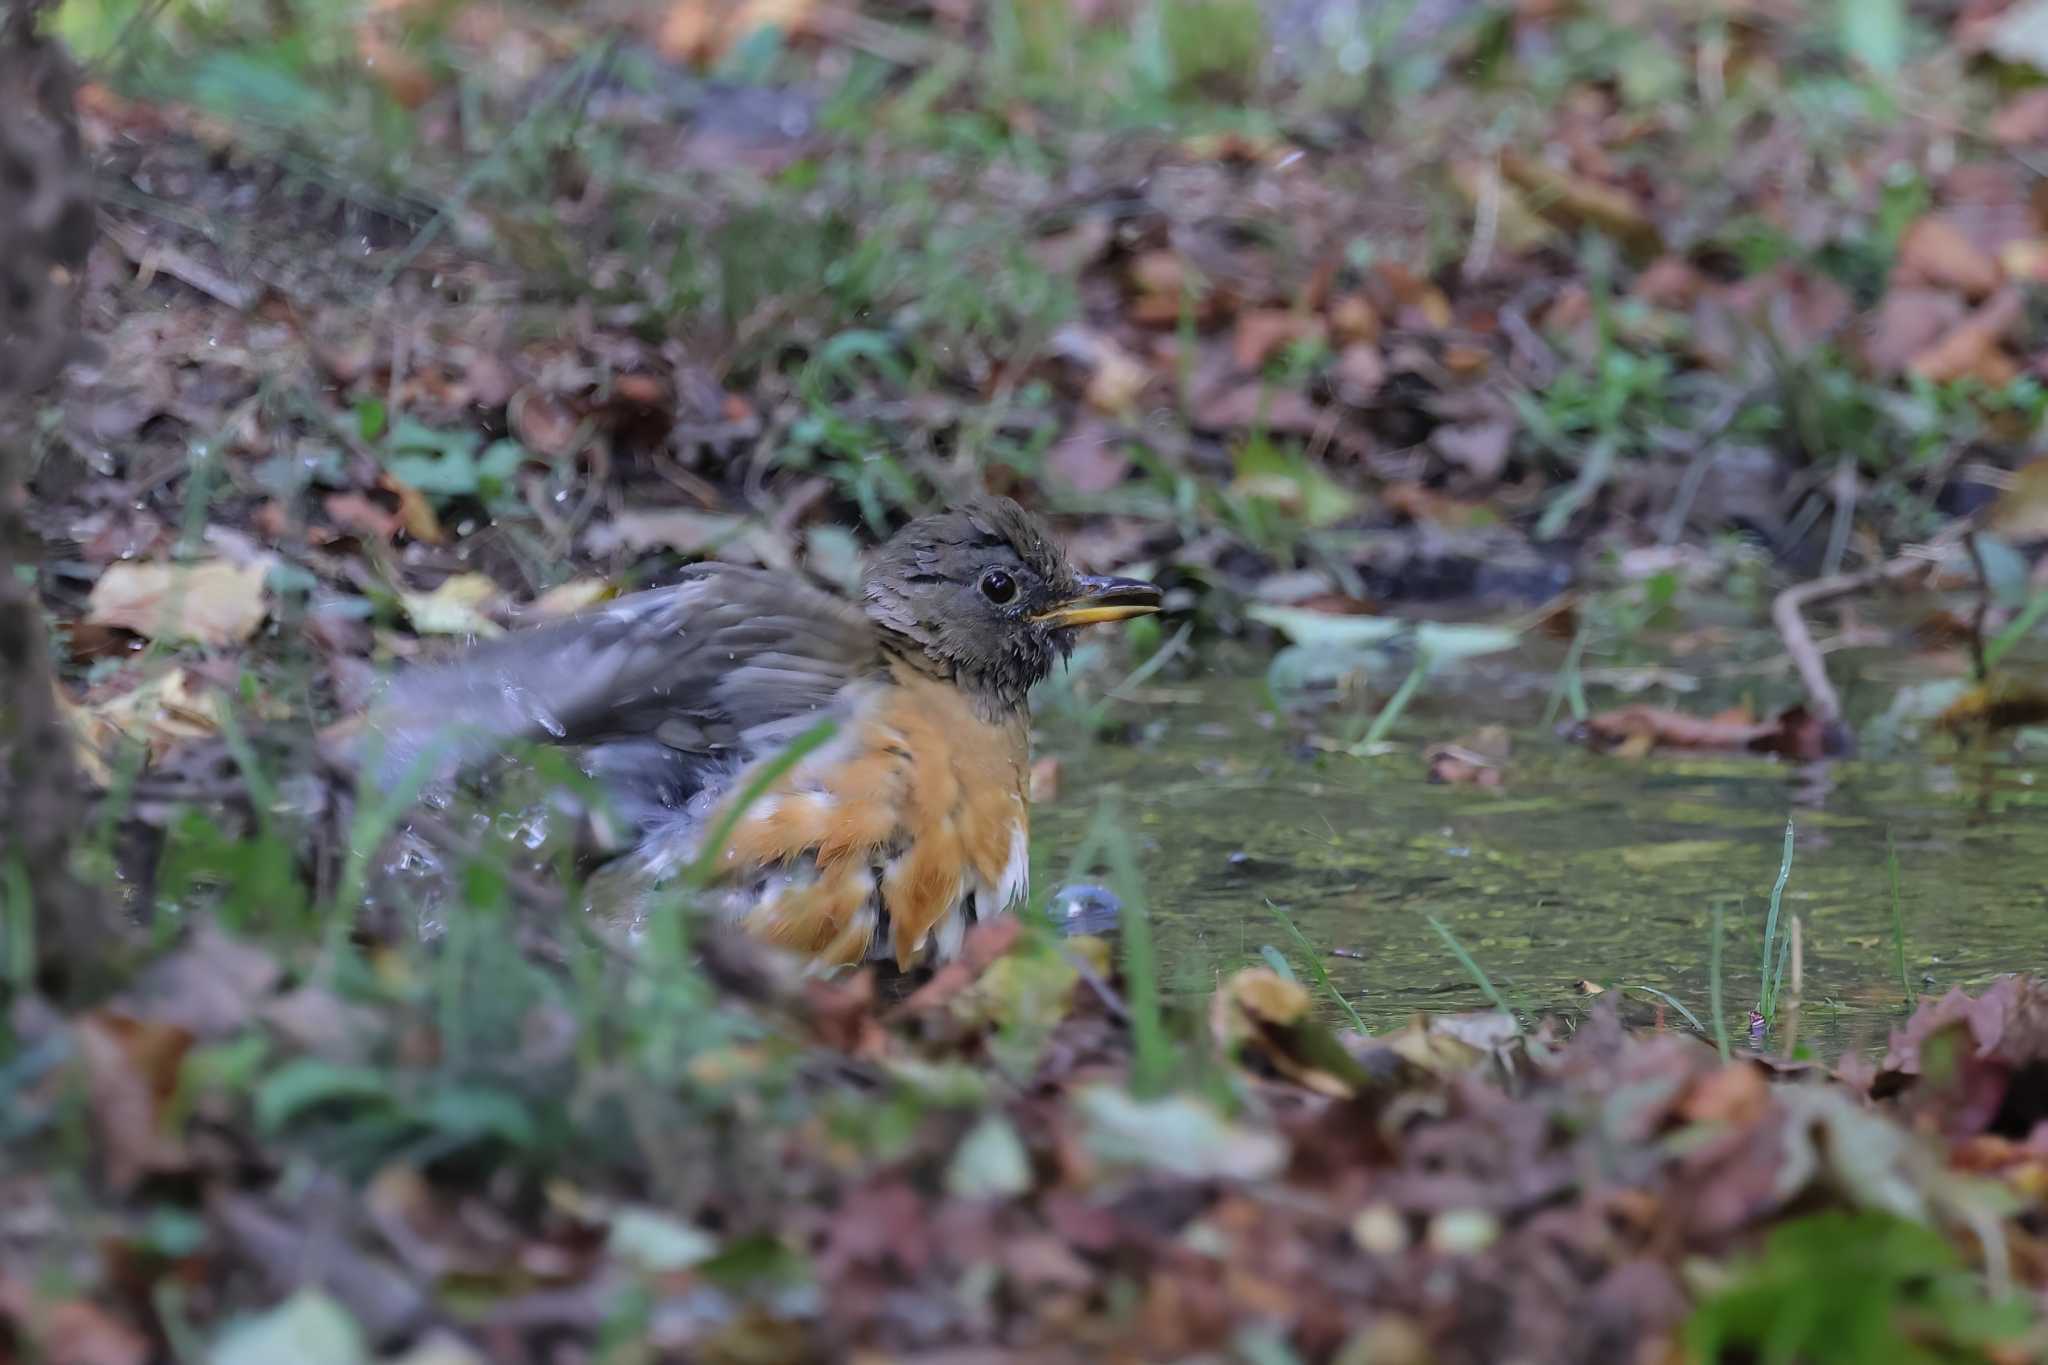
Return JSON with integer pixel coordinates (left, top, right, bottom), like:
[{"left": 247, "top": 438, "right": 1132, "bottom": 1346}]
[{"left": 0, "top": 0, "right": 126, "bottom": 996}]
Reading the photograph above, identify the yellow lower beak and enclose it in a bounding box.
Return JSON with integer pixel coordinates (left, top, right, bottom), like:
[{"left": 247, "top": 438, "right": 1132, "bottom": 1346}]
[{"left": 1032, "top": 575, "right": 1163, "bottom": 629}]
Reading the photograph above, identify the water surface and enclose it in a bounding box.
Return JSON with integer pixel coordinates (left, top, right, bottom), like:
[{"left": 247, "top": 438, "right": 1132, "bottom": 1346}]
[{"left": 1035, "top": 643, "right": 2047, "bottom": 1057}]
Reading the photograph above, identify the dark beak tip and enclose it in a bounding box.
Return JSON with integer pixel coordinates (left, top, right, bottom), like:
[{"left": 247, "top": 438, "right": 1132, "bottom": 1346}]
[{"left": 1080, "top": 574, "right": 1165, "bottom": 607}]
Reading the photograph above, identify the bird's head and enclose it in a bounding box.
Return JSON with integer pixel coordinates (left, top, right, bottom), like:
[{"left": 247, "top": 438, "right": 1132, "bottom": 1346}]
[{"left": 862, "top": 496, "right": 1162, "bottom": 709}]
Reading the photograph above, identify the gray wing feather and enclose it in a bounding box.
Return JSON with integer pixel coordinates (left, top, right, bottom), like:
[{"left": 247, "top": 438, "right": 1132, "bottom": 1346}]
[{"left": 350, "top": 564, "right": 874, "bottom": 805}]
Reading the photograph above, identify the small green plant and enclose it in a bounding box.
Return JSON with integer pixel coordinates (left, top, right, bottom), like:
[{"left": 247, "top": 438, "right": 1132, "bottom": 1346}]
[{"left": 1684, "top": 1210, "right": 2031, "bottom": 1364}]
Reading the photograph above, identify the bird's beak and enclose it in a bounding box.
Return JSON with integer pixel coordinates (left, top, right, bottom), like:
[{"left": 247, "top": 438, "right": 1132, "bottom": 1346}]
[{"left": 1032, "top": 574, "right": 1164, "bottom": 628}]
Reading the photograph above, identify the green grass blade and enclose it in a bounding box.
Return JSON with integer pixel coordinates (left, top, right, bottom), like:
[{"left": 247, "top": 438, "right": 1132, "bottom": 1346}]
[
  {"left": 1099, "top": 796, "right": 1170, "bottom": 1096},
  {"left": 1758, "top": 818, "right": 1795, "bottom": 1019},
  {"left": 1886, "top": 828, "right": 1914, "bottom": 1006},
  {"left": 1983, "top": 587, "right": 2048, "bottom": 672},
  {"left": 1617, "top": 984, "right": 1707, "bottom": 1035},
  {"left": 1427, "top": 914, "right": 1519, "bottom": 1032},
  {"left": 1709, "top": 898, "right": 1731, "bottom": 1062},
  {"left": 1350, "top": 648, "right": 1431, "bottom": 753},
  {"left": 1266, "top": 900, "right": 1368, "bottom": 1034}
]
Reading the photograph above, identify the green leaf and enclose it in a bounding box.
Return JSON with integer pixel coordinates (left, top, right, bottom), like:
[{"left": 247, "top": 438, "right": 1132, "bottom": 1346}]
[
  {"left": 945, "top": 1113, "right": 1033, "bottom": 1200},
  {"left": 415, "top": 1086, "right": 536, "bottom": 1148},
  {"left": 608, "top": 1207, "right": 718, "bottom": 1273},
  {"left": 1838, "top": 0, "right": 1906, "bottom": 75},
  {"left": 254, "top": 1059, "right": 393, "bottom": 1133},
  {"left": 1074, "top": 1087, "right": 1288, "bottom": 1181},
  {"left": 210, "top": 1289, "right": 367, "bottom": 1365}
]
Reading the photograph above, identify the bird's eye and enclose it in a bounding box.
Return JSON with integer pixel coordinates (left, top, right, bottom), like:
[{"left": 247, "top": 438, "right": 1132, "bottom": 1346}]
[{"left": 979, "top": 569, "right": 1017, "bottom": 604}]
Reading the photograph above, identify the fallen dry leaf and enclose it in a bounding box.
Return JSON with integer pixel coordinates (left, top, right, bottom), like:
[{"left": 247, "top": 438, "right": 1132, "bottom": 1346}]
[
  {"left": 85, "top": 559, "right": 269, "bottom": 646},
  {"left": 1425, "top": 724, "right": 1510, "bottom": 786},
  {"left": 1044, "top": 419, "right": 1132, "bottom": 495},
  {"left": 1052, "top": 325, "right": 1151, "bottom": 415},
  {"left": 1896, "top": 215, "right": 2002, "bottom": 298},
  {"left": 68, "top": 666, "right": 227, "bottom": 775},
  {"left": 1498, "top": 150, "right": 1662, "bottom": 259},
  {"left": 530, "top": 578, "right": 615, "bottom": 617},
  {"left": 1571, "top": 704, "right": 1833, "bottom": 761},
  {"left": 1862, "top": 287, "right": 1968, "bottom": 375},
  {"left": 1232, "top": 309, "right": 1325, "bottom": 371},
  {"left": 401, "top": 573, "right": 503, "bottom": 638},
  {"left": 76, "top": 1011, "right": 193, "bottom": 1192},
  {"left": 1908, "top": 286, "right": 2024, "bottom": 384},
  {"left": 324, "top": 490, "right": 404, "bottom": 543},
  {"left": 658, "top": 0, "right": 815, "bottom": 65}
]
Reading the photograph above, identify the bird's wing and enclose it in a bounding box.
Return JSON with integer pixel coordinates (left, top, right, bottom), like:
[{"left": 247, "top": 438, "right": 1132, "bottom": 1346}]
[{"left": 344, "top": 564, "right": 876, "bottom": 803}]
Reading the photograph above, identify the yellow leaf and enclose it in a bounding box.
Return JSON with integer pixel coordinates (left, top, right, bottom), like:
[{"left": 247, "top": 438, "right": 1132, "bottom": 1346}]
[
  {"left": 401, "top": 573, "right": 503, "bottom": 637},
  {"left": 85, "top": 560, "right": 270, "bottom": 646}
]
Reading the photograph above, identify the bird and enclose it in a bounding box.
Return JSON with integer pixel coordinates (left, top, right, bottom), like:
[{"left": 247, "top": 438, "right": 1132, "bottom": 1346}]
[{"left": 342, "top": 496, "right": 1162, "bottom": 969}]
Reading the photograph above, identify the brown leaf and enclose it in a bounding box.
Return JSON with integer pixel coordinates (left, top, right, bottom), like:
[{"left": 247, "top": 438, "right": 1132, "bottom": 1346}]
[
  {"left": 1044, "top": 419, "right": 1132, "bottom": 495},
  {"left": 378, "top": 473, "right": 445, "bottom": 544},
  {"left": 0, "top": 1275, "right": 149, "bottom": 1365},
  {"left": 1498, "top": 150, "right": 1663, "bottom": 259},
  {"left": 77, "top": 1011, "right": 192, "bottom": 1192},
  {"left": 508, "top": 386, "right": 581, "bottom": 460},
  {"left": 892, "top": 915, "right": 1024, "bottom": 1018},
  {"left": 1425, "top": 725, "right": 1510, "bottom": 786},
  {"left": 1630, "top": 256, "right": 1706, "bottom": 309},
  {"left": 1677, "top": 1061, "right": 1769, "bottom": 1126},
  {"left": 1328, "top": 293, "right": 1382, "bottom": 345},
  {"left": 325, "top": 491, "right": 404, "bottom": 543},
  {"left": 658, "top": 0, "right": 815, "bottom": 65},
  {"left": 1861, "top": 287, "right": 1968, "bottom": 375},
  {"left": 1571, "top": 703, "right": 1836, "bottom": 760},
  {"left": 1192, "top": 382, "right": 1322, "bottom": 435},
  {"left": 1896, "top": 215, "right": 2003, "bottom": 298},
  {"left": 1232, "top": 309, "right": 1325, "bottom": 371},
  {"left": 85, "top": 559, "right": 270, "bottom": 646},
  {"left": 1907, "top": 286, "right": 2024, "bottom": 384}
]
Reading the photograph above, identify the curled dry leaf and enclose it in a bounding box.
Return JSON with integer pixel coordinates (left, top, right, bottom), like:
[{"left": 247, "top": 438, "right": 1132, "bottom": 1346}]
[
  {"left": 85, "top": 558, "right": 269, "bottom": 646},
  {"left": 1210, "top": 967, "right": 1373, "bottom": 1098},
  {"left": 1425, "top": 724, "right": 1510, "bottom": 786},
  {"left": 67, "top": 666, "right": 227, "bottom": 777}
]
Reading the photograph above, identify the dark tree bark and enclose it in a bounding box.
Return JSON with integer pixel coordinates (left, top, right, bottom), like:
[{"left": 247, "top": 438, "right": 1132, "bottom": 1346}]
[{"left": 0, "top": 0, "right": 126, "bottom": 996}]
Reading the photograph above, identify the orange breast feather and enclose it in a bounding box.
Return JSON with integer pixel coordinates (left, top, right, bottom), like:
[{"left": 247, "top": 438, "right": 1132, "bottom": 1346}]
[{"left": 710, "top": 668, "right": 1028, "bottom": 967}]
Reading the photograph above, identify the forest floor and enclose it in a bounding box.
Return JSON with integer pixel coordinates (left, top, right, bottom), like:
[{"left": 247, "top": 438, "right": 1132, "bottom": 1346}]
[{"left": 10, "top": 0, "right": 2048, "bottom": 1360}]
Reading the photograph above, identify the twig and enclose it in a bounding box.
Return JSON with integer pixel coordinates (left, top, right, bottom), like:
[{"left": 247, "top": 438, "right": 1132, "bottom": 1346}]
[
  {"left": 103, "top": 220, "right": 261, "bottom": 310},
  {"left": 1769, "top": 550, "right": 1940, "bottom": 729}
]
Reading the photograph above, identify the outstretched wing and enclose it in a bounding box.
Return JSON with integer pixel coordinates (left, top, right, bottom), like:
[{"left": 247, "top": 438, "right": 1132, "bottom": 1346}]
[{"left": 346, "top": 564, "right": 877, "bottom": 817}]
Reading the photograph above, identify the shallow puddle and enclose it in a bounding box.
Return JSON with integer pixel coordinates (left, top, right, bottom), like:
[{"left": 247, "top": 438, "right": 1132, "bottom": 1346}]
[{"left": 1034, "top": 644, "right": 2048, "bottom": 1058}]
